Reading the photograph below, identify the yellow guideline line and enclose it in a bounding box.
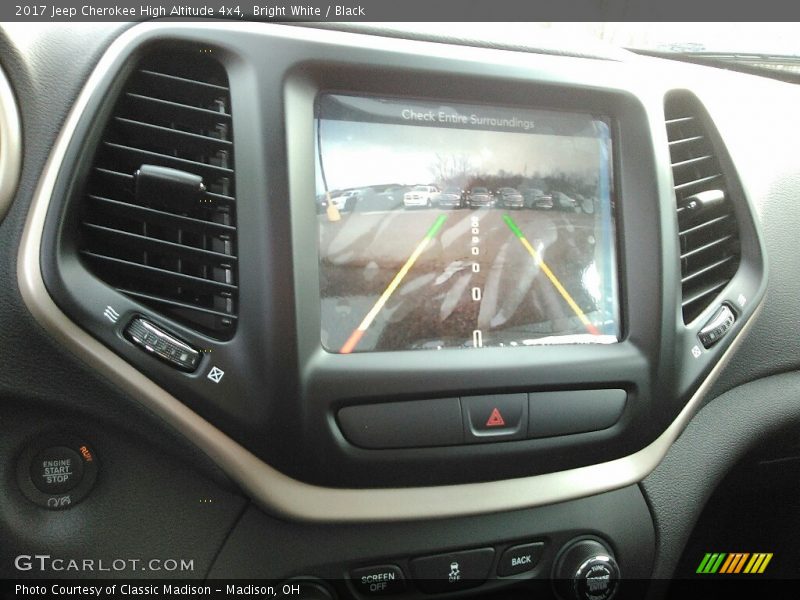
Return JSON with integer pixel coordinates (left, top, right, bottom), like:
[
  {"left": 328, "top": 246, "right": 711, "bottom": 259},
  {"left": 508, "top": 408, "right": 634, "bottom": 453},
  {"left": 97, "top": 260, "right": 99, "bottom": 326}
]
[
  {"left": 502, "top": 215, "right": 599, "bottom": 335},
  {"left": 340, "top": 214, "right": 447, "bottom": 354}
]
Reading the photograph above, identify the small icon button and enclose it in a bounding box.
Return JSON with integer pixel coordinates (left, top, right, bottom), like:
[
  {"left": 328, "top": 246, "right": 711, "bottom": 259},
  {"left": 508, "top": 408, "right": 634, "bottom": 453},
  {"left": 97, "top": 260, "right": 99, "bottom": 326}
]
[
  {"left": 497, "top": 542, "right": 544, "bottom": 576},
  {"left": 207, "top": 366, "right": 225, "bottom": 383},
  {"left": 485, "top": 407, "right": 506, "bottom": 427},
  {"left": 410, "top": 548, "right": 494, "bottom": 593},
  {"left": 448, "top": 561, "right": 461, "bottom": 582},
  {"left": 103, "top": 305, "right": 119, "bottom": 323},
  {"left": 461, "top": 394, "right": 527, "bottom": 443},
  {"left": 349, "top": 565, "right": 406, "bottom": 596}
]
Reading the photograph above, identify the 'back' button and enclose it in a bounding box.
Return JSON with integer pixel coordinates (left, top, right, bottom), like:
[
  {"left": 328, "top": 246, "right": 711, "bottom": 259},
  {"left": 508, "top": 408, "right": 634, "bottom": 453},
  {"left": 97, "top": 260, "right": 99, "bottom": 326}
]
[
  {"left": 350, "top": 565, "right": 406, "bottom": 595},
  {"left": 497, "top": 542, "right": 544, "bottom": 577}
]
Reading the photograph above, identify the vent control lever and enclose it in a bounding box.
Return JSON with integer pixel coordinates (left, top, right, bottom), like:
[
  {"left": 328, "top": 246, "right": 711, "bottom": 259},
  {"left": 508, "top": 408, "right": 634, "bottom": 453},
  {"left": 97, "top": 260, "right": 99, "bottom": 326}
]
[
  {"left": 125, "top": 317, "right": 201, "bottom": 372},
  {"left": 135, "top": 164, "right": 205, "bottom": 211},
  {"left": 681, "top": 189, "right": 725, "bottom": 215}
]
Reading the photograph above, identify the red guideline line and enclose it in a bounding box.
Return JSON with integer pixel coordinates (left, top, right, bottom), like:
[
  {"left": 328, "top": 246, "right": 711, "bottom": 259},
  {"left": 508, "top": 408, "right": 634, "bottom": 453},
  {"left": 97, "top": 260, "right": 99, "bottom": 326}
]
[{"left": 340, "top": 214, "right": 448, "bottom": 354}]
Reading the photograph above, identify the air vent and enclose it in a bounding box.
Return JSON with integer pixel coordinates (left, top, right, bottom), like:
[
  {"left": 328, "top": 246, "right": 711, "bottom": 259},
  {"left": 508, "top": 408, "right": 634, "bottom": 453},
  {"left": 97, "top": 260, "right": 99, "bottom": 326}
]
[
  {"left": 79, "top": 48, "right": 237, "bottom": 339},
  {"left": 665, "top": 92, "right": 740, "bottom": 324}
]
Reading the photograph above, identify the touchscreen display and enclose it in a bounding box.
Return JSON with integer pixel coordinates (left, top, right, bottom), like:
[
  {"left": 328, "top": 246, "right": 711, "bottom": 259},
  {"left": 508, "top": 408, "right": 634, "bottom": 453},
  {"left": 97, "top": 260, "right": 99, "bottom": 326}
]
[{"left": 315, "top": 94, "right": 619, "bottom": 353}]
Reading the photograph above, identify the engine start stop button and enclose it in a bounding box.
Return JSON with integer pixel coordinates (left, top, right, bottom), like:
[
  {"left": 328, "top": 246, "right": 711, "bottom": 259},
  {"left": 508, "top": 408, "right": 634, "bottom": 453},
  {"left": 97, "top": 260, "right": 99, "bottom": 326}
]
[
  {"left": 29, "top": 446, "right": 85, "bottom": 494},
  {"left": 17, "top": 434, "right": 98, "bottom": 510}
]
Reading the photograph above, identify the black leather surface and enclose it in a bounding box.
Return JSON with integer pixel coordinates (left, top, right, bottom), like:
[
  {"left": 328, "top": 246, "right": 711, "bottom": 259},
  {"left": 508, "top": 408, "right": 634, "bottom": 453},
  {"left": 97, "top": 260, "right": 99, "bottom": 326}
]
[
  {"left": 0, "top": 403, "right": 247, "bottom": 579},
  {"left": 641, "top": 371, "right": 800, "bottom": 581}
]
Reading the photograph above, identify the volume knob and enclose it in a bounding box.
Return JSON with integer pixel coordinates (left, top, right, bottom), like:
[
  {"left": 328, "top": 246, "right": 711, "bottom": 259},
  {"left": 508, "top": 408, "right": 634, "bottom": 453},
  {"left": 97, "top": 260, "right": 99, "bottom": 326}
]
[{"left": 553, "top": 539, "right": 620, "bottom": 600}]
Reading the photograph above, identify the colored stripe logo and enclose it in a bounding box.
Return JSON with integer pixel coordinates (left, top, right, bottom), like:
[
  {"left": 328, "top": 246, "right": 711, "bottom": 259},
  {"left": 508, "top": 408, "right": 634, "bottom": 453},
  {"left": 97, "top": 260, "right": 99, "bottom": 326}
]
[{"left": 696, "top": 552, "right": 773, "bottom": 574}]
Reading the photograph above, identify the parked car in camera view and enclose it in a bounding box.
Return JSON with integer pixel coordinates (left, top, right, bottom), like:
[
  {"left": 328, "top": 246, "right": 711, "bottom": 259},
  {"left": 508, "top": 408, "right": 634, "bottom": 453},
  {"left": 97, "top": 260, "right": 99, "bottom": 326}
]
[
  {"left": 433, "top": 187, "right": 465, "bottom": 208},
  {"left": 521, "top": 187, "right": 554, "bottom": 210},
  {"left": 496, "top": 187, "right": 524, "bottom": 209},
  {"left": 467, "top": 186, "right": 494, "bottom": 208},
  {"left": 576, "top": 193, "right": 596, "bottom": 214},
  {"left": 330, "top": 189, "right": 361, "bottom": 212},
  {"left": 403, "top": 185, "right": 440, "bottom": 208},
  {"left": 552, "top": 191, "right": 580, "bottom": 212},
  {"left": 377, "top": 185, "right": 410, "bottom": 206}
]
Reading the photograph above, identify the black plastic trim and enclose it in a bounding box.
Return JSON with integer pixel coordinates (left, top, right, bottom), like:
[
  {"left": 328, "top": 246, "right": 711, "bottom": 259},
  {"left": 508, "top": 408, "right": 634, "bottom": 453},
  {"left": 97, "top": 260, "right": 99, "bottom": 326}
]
[
  {"left": 39, "top": 24, "right": 767, "bottom": 489},
  {"left": 209, "top": 485, "right": 655, "bottom": 597}
]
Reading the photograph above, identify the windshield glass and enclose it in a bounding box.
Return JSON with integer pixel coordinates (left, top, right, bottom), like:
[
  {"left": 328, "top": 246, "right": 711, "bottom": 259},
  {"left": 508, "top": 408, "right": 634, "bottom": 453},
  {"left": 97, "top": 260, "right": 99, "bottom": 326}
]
[
  {"left": 394, "top": 23, "right": 799, "bottom": 57},
  {"left": 576, "top": 22, "right": 798, "bottom": 56}
]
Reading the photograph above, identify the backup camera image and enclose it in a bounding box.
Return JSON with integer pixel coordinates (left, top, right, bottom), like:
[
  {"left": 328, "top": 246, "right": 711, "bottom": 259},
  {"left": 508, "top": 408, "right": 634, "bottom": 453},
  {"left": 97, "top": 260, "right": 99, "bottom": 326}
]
[{"left": 315, "top": 94, "right": 619, "bottom": 353}]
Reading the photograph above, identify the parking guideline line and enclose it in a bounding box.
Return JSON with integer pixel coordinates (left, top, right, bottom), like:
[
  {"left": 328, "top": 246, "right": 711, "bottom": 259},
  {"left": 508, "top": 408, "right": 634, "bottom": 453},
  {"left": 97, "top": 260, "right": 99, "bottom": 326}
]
[
  {"left": 502, "top": 214, "right": 600, "bottom": 336},
  {"left": 339, "top": 214, "right": 448, "bottom": 354}
]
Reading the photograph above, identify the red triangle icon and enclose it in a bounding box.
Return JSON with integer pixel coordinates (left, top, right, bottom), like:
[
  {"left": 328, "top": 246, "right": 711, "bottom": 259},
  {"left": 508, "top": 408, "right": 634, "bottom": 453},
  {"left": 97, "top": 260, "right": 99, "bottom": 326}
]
[{"left": 485, "top": 407, "right": 506, "bottom": 427}]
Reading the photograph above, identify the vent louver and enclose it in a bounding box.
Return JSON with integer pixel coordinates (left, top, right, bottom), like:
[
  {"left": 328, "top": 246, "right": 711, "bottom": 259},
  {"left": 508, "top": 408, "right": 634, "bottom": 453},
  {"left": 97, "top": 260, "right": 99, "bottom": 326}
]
[
  {"left": 665, "top": 92, "right": 740, "bottom": 324},
  {"left": 79, "top": 49, "right": 237, "bottom": 339}
]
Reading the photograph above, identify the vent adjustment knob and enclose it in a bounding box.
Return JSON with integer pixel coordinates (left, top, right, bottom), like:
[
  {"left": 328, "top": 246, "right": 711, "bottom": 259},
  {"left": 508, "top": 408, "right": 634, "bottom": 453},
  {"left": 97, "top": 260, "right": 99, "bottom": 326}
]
[
  {"left": 698, "top": 303, "right": 736, "bottom": 348},
  {"left": 124, "top": 317, "right": 202, "bottom": 372}
]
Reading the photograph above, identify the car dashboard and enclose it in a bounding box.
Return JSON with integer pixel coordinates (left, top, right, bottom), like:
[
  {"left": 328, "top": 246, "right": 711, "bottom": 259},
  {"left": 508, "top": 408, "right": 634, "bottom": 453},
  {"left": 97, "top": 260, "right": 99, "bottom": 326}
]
[{"left": 1, "top": 20, "right": 800, "bottom": 600}]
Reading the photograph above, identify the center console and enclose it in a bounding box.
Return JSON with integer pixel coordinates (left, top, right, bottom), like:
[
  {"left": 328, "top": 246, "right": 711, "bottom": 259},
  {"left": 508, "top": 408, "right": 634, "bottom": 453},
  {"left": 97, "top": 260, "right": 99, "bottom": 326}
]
[{"left": 210, "top": 485, "right": 655, "bottom": 600}]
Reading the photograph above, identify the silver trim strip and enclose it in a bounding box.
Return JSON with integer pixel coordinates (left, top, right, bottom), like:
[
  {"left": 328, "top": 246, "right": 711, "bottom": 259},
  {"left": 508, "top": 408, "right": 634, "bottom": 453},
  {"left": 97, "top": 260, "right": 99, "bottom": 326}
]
[
  {"left": 0, "top": 63, "right": 22, "bottom": 223},
  {"left": 17, "top": 22, "right": 760, "bottom": 523}
]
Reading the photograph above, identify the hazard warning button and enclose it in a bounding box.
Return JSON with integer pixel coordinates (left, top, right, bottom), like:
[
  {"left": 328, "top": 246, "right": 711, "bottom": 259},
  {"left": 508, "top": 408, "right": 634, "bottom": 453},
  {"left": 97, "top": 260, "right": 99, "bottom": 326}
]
[{"left": 461, "top": 394, "right": 527, "bottom": 443}]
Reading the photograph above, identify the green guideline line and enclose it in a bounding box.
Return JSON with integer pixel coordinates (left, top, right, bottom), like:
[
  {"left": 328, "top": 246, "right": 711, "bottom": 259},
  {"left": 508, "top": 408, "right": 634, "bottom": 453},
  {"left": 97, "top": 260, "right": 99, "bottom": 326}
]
[
  {"left": 426, "top": 214, "right": 448, "bottom": 239},
  {"left": 502, "top": 214, "right": 524, "bottom": 238}
]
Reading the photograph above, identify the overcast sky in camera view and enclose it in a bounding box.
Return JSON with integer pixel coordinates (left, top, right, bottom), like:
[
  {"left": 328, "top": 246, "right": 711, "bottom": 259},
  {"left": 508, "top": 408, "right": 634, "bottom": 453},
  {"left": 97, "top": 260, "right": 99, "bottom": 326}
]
[{"left": 316, "top": 119, "right": 604, "bottom": 192}]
